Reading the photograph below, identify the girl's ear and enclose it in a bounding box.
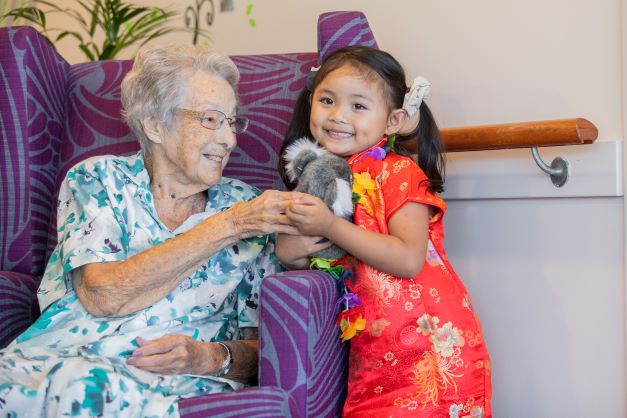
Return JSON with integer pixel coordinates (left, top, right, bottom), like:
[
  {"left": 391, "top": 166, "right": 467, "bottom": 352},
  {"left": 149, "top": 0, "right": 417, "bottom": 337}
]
[
  {"left": 142, "top": 116, "right": 164, "bottom": 144},
  {"left": 385, "top": 108, "right": 409, "bottom": 135},
  {"left": 398, "top": 109, "right": 421, "bottom": 136}
]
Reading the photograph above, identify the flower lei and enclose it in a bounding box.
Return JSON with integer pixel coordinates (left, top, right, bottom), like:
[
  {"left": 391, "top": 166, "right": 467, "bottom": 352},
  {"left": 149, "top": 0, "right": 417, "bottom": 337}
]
[{"left": 309, "top": 136, "right": 397, "bottom": 342}]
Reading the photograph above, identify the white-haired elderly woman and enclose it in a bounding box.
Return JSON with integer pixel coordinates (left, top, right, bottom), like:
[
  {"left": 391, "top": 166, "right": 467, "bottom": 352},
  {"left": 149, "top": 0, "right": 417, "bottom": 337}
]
[{"left": 0, "top": 44, "right": 304, "bottom": 417}]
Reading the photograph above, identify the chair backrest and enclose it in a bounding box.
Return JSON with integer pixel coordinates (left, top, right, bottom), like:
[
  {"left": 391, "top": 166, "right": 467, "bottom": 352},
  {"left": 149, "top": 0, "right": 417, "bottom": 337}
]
[
  {"left": 0, "top": 11, "right": 377, "bottom": 275},
  {"left": 0, "top": 26, "right": 69, "bottom": 275}
]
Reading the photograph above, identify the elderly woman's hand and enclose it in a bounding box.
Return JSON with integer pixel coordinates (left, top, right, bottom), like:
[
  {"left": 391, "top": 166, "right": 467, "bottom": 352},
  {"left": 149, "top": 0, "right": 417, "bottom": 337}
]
[
  {"left": 226, "top": 190, "right": 306, "bottom": 239},
  {"left": 126, "top": 335, "right": 220, "bottom": 376},
  {"left": 126, "top": 333, "right": 259, "bottom": 383}
]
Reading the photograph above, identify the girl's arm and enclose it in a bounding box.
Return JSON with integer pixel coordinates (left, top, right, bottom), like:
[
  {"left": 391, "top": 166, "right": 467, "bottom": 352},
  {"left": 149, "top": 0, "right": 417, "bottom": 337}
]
[
  {"left": 286, "top": 195, "right": 429, "bottom": 278},
  {"left": 275, "top": 233, "right": 333, "bottom": 270}
]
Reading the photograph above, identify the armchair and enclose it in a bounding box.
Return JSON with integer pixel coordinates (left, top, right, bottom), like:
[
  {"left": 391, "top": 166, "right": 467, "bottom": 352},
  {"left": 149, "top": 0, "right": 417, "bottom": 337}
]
[{"left": 0, "top": 10, "right": 377, "bottom": 418}]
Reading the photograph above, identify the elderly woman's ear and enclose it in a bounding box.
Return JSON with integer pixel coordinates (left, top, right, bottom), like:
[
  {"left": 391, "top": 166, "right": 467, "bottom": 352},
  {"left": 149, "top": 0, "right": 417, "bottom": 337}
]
[{"left": 142, "top": 115, "right": 165, "bottom": 144}]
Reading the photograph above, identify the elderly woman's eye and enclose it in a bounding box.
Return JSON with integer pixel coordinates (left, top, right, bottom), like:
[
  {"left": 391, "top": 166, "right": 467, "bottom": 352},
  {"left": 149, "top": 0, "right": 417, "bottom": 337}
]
[{"left": 202, "top": 116, "right": 220, "bottom": 127}]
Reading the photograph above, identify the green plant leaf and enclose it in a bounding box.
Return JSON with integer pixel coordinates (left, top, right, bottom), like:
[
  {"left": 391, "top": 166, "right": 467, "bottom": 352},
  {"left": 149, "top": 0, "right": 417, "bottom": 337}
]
[
  {"left": 3, "top": 7, "right": 47, "bottom": 29},
  {"left": 55, "top": 30, "right": 84, "bottom": 44},
  {"left": 78, "top": 44, "right": 95, "bottom": 61},
  {"left": 78, "top": 0, "right": 100, "bottom": 38}
]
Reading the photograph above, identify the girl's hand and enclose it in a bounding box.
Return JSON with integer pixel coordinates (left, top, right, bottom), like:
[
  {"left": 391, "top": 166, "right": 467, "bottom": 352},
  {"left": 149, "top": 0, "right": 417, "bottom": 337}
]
[
  {"left": 126, "top": 335, "right": 223, "bottom": 376},
  {"left": 276, "top": 233, "right": 333, "bottom": 269},
  {"left": 286, "top": 195, "right": 337, "bottom": 237}
]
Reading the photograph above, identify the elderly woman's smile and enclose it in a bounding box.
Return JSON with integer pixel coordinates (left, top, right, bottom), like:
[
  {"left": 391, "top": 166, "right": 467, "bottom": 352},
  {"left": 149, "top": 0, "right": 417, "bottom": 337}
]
[{"left": 203, "top": 153, "right": 227, "bottom": 163}]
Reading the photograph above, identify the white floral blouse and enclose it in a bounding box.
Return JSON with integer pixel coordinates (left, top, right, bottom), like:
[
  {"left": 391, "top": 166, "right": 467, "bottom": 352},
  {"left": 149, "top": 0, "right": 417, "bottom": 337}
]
[{"left": 0, "top": 152, "right": 279, "bottom": 417}]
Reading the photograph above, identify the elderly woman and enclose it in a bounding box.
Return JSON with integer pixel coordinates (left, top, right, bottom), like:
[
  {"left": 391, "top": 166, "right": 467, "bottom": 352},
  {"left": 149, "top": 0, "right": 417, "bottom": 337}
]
[{"left": 0, "top": 45, "right": 302, "bottom": 416}]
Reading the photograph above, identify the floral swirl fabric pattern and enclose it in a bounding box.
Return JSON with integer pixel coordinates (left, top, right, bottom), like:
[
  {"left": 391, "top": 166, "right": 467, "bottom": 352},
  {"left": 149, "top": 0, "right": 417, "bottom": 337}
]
[
  {"left": 0, "top": 152, "right": 279, "bottom": 417},
  {"left": 343, "top": 139, "right": 492, "bottom": 418}
]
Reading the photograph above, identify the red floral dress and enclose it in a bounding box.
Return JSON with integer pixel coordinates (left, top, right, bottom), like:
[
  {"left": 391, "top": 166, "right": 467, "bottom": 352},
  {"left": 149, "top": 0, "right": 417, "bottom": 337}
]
[{"left": 342, "top": 139, "right": 492, "bottom": 418}]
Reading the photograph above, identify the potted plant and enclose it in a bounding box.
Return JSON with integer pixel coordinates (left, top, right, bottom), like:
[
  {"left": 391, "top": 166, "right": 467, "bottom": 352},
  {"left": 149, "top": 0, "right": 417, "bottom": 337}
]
[{"left": 2, "top": 0, "right": 197, "bottom": 61}]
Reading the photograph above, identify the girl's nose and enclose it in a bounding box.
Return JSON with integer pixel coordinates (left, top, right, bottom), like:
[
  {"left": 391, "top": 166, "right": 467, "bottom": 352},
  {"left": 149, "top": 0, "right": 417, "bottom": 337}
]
[{"left": 328, "top": 106, "right": 347, "bottom": 124}]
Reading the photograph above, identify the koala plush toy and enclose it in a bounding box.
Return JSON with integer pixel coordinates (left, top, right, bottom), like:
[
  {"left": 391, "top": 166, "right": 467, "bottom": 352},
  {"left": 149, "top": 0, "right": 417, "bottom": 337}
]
[{"left": 284, "top": 138, "right": 354, "bottom": 259}]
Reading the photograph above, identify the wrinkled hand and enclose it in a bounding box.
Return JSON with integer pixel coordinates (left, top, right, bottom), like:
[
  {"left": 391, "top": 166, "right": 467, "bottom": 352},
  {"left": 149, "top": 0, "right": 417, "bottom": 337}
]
[
  {"left": 126, "top": 335, "right": 223, "bottom": 376},
  {"left": 227, "top": 190, "right": 305, "bottom": 239},
  {"left": 286, "top": 195, "right": 336, "bottom": 237}
]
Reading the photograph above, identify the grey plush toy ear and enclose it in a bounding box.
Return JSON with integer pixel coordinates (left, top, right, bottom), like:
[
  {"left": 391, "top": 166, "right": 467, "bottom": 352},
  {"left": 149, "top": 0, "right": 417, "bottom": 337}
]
[
  {"left": 283, "top": 137, "right": 327, "bottom": 184},
  {"left": 283, "top": 138, "right": 354, "bottom": 260}
]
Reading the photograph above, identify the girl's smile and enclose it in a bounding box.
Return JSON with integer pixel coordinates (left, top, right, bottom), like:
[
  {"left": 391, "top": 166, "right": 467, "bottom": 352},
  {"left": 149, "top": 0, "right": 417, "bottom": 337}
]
[{"left": 324, "top": 128, "right": 355, "bottom": 139}]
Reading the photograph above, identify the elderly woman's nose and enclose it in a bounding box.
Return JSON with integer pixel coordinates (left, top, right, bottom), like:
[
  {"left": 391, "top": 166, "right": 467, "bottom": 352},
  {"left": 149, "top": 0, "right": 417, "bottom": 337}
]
[{"left": 216, "top": 127, "right": 237, "bottom": 148}]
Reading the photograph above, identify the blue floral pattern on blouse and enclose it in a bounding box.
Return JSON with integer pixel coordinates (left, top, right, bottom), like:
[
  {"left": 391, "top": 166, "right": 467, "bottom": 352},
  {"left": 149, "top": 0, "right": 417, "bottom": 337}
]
[{"left": 0, "top": 152, "right": 280, "bottom": 417}]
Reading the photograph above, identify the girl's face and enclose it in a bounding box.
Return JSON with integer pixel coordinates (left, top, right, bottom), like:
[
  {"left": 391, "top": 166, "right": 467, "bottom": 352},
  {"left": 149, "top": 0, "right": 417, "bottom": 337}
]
[{"left": 309, "top": 65, "right": 402, "bottom": 157}]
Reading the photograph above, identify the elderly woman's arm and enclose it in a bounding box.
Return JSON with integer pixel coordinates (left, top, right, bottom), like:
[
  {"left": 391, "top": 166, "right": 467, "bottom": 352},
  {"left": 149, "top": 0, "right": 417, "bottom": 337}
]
[{"left": 73, "top": 190, "right": 301, "bottom": 317}]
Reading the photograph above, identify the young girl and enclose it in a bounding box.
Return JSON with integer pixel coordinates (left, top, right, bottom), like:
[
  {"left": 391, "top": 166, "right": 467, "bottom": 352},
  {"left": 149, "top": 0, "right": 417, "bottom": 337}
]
[{"left": 276, "top": 46, "right": 491, "bottom": 418}]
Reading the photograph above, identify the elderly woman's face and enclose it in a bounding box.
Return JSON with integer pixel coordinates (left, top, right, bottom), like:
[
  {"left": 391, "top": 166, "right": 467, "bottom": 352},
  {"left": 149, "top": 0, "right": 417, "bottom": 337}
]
[{"left": 160, "top": 71, "right": 238, "bottom": 188}]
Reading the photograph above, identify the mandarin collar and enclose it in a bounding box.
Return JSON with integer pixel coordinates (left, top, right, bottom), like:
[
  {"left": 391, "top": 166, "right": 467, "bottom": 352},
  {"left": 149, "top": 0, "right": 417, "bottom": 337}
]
[{"left": 346, "top": 137, "right": 388, "bottom": 165}]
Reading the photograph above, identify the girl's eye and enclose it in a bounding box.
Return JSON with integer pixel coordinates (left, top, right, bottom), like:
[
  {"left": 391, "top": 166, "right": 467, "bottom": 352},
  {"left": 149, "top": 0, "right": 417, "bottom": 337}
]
[
  {"left": 319, "top": 97, "right": 333, "bottom": 105},
  {"left": 353, "top": 103, "right": 366, "bottom": 110}
]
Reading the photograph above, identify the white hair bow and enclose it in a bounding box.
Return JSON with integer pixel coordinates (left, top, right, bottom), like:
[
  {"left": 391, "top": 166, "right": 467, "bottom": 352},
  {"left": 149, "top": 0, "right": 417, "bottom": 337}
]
[{"left": 402, "top": 76, "right": 431, "bottom": 118}]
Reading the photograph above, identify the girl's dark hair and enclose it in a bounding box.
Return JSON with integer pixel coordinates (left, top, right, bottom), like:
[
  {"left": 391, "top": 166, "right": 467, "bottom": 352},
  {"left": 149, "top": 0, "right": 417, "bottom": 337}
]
[{"left": 278, "top": 45, "right": 444, "bottom": 193}]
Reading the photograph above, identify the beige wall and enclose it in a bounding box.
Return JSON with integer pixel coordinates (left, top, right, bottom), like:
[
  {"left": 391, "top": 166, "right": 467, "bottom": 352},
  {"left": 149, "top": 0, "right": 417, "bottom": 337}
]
[{"left": 45, "top": 0, "right": 621, "bottom": 141}]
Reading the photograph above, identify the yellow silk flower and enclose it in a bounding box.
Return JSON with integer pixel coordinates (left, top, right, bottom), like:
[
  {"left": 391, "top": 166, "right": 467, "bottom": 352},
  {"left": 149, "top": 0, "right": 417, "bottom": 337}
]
[
  {"left": 338, "top": 310, "right": 367, "bottom": 341},
  {"left": 352, "top": 172, "right": 378, "bottom": 203}
]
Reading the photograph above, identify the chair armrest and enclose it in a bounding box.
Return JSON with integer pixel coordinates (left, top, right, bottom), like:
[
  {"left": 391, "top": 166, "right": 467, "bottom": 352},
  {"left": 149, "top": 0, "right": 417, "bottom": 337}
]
[
  {"left": 259, "top": 270, "right": 348, "bottom": 418},
  {"left": 0, "top": 271, "right": 41, "bottom": 349}
]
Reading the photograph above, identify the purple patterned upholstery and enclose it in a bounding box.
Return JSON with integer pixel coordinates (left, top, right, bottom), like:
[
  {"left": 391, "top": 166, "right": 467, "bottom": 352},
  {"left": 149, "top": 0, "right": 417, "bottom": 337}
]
[
  {"left": 57, "top": 60, "right": 138, "bottom": 184},
  {"left": 0, "top": 26, "right": 68, "bottom": 276},
  {"left": 226, "top": 53, "right": 317, "bottom": 191},
  {"left": 0, "top": 10, "right": 376, "bottom": 417},
  {"left": 0, "top": 271, "right": 41, "bottom": 345},
  {"left": 178, "top": 386, "right": 299, "bottom": 417},
  {"left": 317, "top": 11, "right": 378, "bottom": 64},
  {"left": 259, "top": 271, "right": 348, "bottom": 417}
]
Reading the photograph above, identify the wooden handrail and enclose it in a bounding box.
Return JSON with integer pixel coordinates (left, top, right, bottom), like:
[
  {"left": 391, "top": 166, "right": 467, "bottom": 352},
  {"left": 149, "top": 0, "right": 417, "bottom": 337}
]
[{"left": 402, "top": 118, "right": 598, "bottom": 153}]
